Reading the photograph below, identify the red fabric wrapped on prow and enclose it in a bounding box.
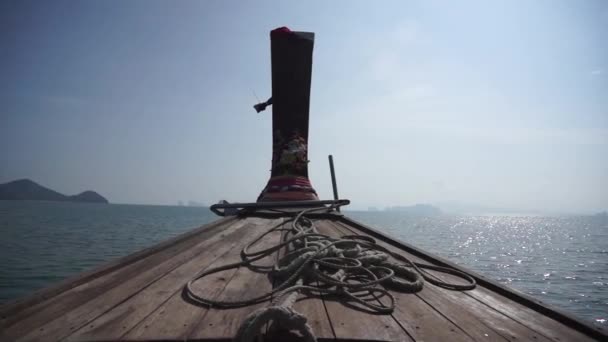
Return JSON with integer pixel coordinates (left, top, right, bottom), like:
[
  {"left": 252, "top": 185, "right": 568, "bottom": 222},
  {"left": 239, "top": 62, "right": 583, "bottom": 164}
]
[{"left": 271, "top": 26, "right": 292, "bottom": 37}]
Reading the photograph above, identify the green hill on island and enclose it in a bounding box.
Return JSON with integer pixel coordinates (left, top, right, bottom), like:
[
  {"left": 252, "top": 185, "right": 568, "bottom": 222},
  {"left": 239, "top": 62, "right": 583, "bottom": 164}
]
[{"left": 0, "top": 179, "right": 108, "bottom": 203}]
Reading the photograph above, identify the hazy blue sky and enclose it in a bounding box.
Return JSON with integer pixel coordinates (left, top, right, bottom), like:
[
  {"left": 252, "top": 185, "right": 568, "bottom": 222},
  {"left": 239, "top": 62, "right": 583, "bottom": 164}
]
[{"left": 1, "top": 0, "right": 606, "bottom": 212}]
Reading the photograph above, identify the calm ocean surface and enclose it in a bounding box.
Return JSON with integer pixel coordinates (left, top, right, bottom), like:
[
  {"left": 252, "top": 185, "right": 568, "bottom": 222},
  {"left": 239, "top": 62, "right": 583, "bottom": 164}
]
[{"left": 0, "top": 201, "right": 606, "bottom": 326}]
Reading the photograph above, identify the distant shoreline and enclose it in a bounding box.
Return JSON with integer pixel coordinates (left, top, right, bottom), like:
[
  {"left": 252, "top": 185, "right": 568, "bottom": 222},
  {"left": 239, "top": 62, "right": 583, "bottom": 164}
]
[{"left": 0, "top": 179, "right": 108, "bottom": 204}]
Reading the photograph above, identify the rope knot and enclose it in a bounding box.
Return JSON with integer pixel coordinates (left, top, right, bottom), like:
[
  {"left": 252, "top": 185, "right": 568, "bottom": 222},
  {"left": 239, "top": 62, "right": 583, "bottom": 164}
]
[
  {"left": 233, "top": 306, "right": 317, "bottom": 342},
  {"left": 185, "top": 207, "right": 476, "bottom": 342}
]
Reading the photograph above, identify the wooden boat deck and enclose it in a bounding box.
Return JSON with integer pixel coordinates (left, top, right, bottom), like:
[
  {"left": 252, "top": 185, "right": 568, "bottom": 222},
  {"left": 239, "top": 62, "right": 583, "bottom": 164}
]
[{"left": 1, "top": 214, "right": 605, "bottom": 341}]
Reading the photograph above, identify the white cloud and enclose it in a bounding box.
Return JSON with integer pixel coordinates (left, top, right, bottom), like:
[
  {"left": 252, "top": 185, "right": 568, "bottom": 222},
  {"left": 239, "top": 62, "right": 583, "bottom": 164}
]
[{"left": 591, "top": 69, "right": 603, "bottom": 76}]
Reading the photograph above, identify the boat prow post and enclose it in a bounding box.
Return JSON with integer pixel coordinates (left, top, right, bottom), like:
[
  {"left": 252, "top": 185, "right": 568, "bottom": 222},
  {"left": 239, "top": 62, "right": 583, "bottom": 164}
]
[{"left": 257, "top": 27, "right": 319, "bottom": 202}]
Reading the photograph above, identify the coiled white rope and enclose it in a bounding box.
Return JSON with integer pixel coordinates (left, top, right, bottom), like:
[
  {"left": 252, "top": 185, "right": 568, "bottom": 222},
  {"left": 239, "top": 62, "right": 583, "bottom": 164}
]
[{"left": 185, "top": 206, "right": 476, "bottom": 341}]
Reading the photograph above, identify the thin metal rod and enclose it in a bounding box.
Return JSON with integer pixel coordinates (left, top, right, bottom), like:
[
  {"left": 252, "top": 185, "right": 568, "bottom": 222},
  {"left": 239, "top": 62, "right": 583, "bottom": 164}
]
[{"left": 328, "top": 155, "right": 340, "bottom": 211}]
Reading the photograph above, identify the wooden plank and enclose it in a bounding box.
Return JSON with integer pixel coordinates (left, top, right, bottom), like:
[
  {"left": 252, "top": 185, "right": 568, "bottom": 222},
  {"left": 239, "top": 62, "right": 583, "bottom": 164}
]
[
  {"left": 333, "top": 219, "right": 590, "bottom": 342},
  {"left": 466, "top": 287, "right": 598, "bottom": 342},
  {"left": 336, "top": 218, "right": 599, "bottom": 341},
  {"left": 122, "top": 253, "right": 240, "bottom": 340},
  {"left": 10, "top": 218, "right": 250, "bottom": 342},
  {"left": 0, "top": 216, "right": 235, "bottom": 320},
  {"left": 328, "top": 220, "right": 476, "bottom": 342},
  {"left": 264, "top": 217, "right": 288, "bottom": 337},
  {"left": 275, "top": 218, "right": 336, "bottom": 340},
  {"left": 3, "top": 211, "right": 599, "bottom": 342},
  {"left": 122, "top": 217, "right": 281, "bottom": 340},
  {"left": 314, "top": 220, "right": 413, "bottom": 341},
  {"left": 188, "top": 217, "right": 285, "bottom": 340},
  {"left": 64, "top": 218, "right": 262, "bottom": 341},
  {"left": 332, "top": 220, "right": 510, "bottom": 341},
  {"left": 422, "top": 287, "right": 553, "bottom": 341},
  {"left": 338, "top": 215, "right": 607, "bottom": 341},
  {"left": 0, "top": 216, "right": 236, "bottom": 336},
  {"left": 334, "top": 219, "right": 541, "bottom": 340}
]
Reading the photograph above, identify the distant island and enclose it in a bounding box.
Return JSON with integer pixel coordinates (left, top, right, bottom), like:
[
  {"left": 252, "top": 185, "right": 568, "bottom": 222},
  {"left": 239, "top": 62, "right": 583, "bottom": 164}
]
[{"left": 0, "top": 179, "right": 109, "bottom": 204}]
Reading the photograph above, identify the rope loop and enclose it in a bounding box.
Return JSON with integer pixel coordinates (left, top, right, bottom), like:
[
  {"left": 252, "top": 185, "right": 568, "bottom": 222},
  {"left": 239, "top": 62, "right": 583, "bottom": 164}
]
[
  {"left": 184, "top": 204, "right": 476, "bottom": 341},
  {"left": 233, "top": 306, "right": 316, "bottom": 342}
]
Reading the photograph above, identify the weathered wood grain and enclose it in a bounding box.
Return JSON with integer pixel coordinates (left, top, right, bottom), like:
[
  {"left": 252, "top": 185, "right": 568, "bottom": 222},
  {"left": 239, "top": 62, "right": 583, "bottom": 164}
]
[
  {"left": 10, "top": 218, "right": 250, "bottom": 342},
  {"left": 276, "top": 218, "right": 336, "bottom": 340},
  {"left": 333, "top": 219, "right": 594, "bottom": 342},
  {"left": 329, "top": 220, "right": 476, "bottom": 342},
  {"left": 467, "top": 286, "right": 598, "bottom": 342},
  {"left": 0, "top": 217, "right": 236, "bottom": 338},
  {"left": 314, "top": 220, "right": 414, "bottom": 342},
  {"left": 122, "top": 217, "right": 282, "bottom": 340},
  {"left": 188, "top": 218, "right": 284, "bottom": 340},
  {"left": 0, "top": 217, "right": 235, "bottom": 323},
  {"left": 338, "top": 215, "right": 606, "bottom": 341},
  {"left": 64, "top": 218, "right": 259, "bottom": 341},
  {"left": 2, "top": 213, "right": 603, "bottom": 342},
  {"left": 425, "top": 286, "right": 554, "bottom": 341},
  {"left": 333, "top": 220, "right": 512, "bottom": 341}
]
